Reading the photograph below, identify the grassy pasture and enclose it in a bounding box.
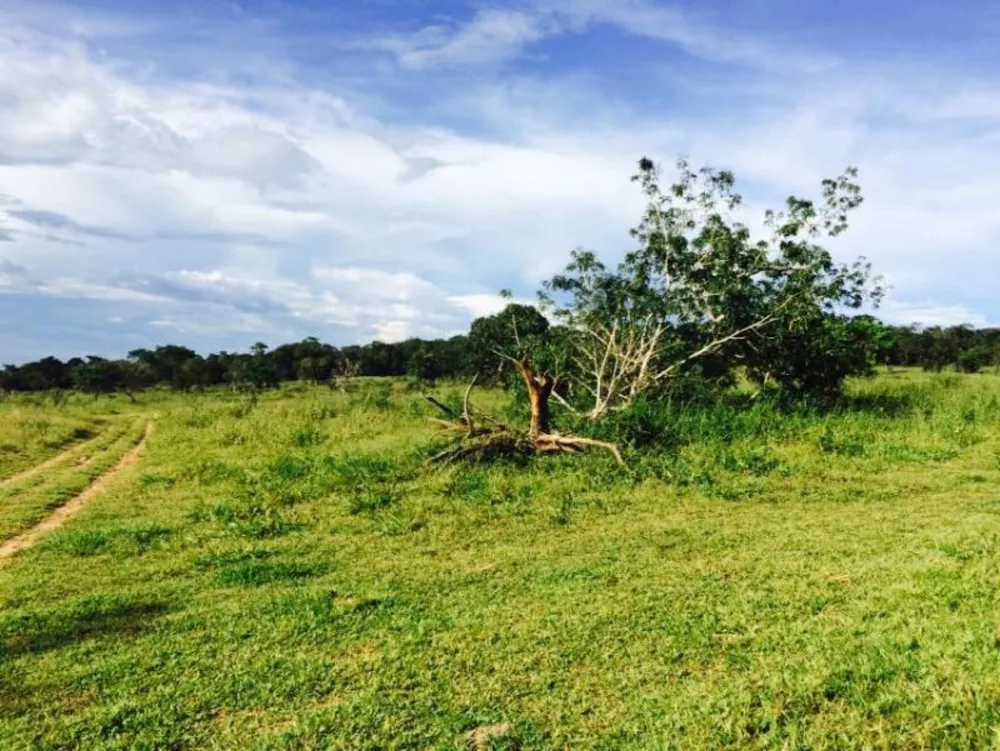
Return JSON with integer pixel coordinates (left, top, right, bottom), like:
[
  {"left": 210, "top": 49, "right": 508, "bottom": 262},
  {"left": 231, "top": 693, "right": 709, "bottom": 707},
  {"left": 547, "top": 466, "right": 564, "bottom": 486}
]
[
  {"left": 0, "top": 417, "right": 149, "bottom": 542},
  {"left": 3, "top": 371, "right": 1000, "bottom": 749},
  {"left": 0, "top": 400, "right": 109, "bottom": 482}
]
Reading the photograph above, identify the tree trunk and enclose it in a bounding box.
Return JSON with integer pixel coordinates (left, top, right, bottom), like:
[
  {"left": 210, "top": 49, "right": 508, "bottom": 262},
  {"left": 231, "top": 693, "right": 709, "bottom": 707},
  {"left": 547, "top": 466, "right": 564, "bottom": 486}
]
[
  {"left": 425, "top": 370, "right": 625, "bottom": 467},
  {"left": 515, "top": 360, "right": 553, "bottom": 441}
]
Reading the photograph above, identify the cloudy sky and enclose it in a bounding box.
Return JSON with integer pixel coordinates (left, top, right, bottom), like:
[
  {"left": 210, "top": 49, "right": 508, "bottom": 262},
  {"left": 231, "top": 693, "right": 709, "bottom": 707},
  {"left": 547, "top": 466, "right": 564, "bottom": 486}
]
[{"left": 1, "top": 0, "right": 999, "bottom": 363}]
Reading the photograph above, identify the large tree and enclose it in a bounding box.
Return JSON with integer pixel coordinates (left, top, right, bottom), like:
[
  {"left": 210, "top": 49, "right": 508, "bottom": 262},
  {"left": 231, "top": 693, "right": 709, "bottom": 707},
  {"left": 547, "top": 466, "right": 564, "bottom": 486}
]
[{"left": 538, "top": 157, "right": 885, "bottom": 418}]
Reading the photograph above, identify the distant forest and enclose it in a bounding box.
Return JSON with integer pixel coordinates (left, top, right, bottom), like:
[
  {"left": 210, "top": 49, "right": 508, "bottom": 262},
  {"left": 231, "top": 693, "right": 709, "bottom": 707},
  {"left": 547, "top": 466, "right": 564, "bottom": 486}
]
[{"left": 3, "top": 311, "right": 999, "bottom": 397}]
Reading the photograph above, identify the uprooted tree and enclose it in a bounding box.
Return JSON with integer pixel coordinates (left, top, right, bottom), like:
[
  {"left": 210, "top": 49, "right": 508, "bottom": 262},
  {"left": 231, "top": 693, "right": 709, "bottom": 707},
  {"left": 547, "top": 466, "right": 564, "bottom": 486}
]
[
  {"left": 430, "top": 156, "right": 886, "bottom": 464},
  {"left": 428, "top": 291, "right": 624, "bottom": 464},
  {"left": 426, "top": 367, "right": 626, "bottom": 466}
]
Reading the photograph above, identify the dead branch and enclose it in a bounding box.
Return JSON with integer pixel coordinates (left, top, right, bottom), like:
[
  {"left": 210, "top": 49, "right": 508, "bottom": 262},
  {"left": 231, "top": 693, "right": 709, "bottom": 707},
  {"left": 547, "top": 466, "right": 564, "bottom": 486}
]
[
  {"left": 536, "top": 433, "right": 626, "bottom": 466},
  {"left": 569, "top": 296, "right": 798, "bottom": 421},
  {"left": 428, "top": 417, "right": 468, "bottom": 433},
  {"left": 651, "top": 314, "right": 776, "bottom": 382},
  {"left": 425, "top": 395, "right": 457, "bottom": 418},
  {"left": 332, "top": 358, "right": 362, "bottom": 391},
  {"left": 462, "top": 375, "right": 477, "bottom": 437},
  {"left": 550, "top": 389, "right": 579, "bottom": 414},
  {"left": 425, "top": 376, "right": 480, "bottom": 438},
  {"left": 425, "top": 369, "right": 625, "bottom": 467}
]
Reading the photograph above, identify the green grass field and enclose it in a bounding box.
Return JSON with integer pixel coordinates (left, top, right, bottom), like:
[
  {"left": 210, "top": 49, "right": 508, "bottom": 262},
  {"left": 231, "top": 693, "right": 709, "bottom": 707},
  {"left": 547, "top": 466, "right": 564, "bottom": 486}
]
[
  {"left": 0, "top": 402, "right": 109, "bottom": 482},
  {"left": 4, "top": 371, "right": 1000, "bottom": 749}
]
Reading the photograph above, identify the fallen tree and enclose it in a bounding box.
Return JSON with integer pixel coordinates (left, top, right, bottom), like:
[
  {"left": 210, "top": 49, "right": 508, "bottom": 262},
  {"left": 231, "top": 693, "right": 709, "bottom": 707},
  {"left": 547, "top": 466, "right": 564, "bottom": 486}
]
[
  {"left": 425, "top": 364, "right": 625, "bottom": 466},
  {"left": 427, "top": 156, "right": 885, "bottom": 466}
]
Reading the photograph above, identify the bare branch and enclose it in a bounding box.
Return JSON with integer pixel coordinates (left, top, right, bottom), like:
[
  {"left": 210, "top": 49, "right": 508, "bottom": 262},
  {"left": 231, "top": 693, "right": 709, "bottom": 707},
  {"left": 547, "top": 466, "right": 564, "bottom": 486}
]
[
  {"left": 550, "top": 389, "right": 580, "bottom": 414},
  {"left": 425, "top": 395, "right": 456, "bottom": 418},
  {"left": 651, "top": 314, "right": 776, "bottom": 382},
  {"left": 537, "top": 433, "right": 626, "bottom": 466},
  {"left": 425, "top": 385, "right": 623, "bottom": 467},
  {"left": 462, "top": 375, "right": 478, "bottom": 437}
]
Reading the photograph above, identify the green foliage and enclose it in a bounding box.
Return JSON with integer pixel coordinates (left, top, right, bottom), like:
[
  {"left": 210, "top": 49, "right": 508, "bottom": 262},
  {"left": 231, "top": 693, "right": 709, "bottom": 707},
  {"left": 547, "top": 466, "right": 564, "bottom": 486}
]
[
  {"left": 71, "top": 358, "right": 151, "bottom": 400},
  {"left": 886, "top": 323, "right": 1000, "bottom": 373},
  {"left": 406, "top": 343, "right": 443, "bottom": 386},
  {"left": 468, "top": 303, "right": 551, "bottom": 382},
  {"left": 539, "top": 157, "right": 884, "bottom": 410},
  {"left": 4, "top": 309, "right": 998, "bottom": 410},
  {"left": 229, "top": 342, "right": 281, "bottom": 393},
  {"left": 748, "top": 314, "right": 895, "bottom": 400},
  {"left": 957, "top": 345, "right": 995, "bottom": 374}
]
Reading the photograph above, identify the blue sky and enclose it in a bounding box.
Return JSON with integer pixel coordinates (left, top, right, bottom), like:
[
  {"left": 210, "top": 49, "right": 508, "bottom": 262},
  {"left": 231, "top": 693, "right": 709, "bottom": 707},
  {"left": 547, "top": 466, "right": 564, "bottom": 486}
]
[{"left": 2, "top": 0, "right": 1000, "bottom": 363}]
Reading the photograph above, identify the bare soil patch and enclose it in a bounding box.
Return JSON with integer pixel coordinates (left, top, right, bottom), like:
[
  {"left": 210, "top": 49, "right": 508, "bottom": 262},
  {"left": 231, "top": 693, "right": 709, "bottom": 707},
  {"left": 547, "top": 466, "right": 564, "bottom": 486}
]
[{"left": 0, "top": 422, "right": 154, "bottom": 561}]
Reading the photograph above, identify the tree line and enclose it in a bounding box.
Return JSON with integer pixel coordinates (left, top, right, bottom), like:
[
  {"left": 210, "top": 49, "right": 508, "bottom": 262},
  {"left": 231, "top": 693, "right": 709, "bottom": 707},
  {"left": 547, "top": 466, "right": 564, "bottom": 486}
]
[
  {"left": 4, "top": 306, "right": 996, "bottom": 402},
  {"left": 0, "top": 337, "right": 464, "bottom": 397},
  {"left": 885, "top": 324, "right": 1000, "bottom": 373},
  {"left": 0, "top": 317, "right": 552, "bottom": 397}
]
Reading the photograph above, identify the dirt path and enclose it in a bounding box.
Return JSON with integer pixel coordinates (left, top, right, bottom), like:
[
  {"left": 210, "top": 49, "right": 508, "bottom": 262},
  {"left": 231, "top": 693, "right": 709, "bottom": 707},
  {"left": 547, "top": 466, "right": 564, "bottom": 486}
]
[
  {"left": 0, "top": 427, "right": 114, "bottom": 490},
  {"left": 0, "top": 422, "right": 154, "bottom": 562}
]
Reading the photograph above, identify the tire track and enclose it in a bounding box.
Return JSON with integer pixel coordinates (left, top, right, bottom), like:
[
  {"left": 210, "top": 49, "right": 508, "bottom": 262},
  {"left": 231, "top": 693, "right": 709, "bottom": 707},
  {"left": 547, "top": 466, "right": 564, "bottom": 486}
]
[
  {"left": 0, "top": 422, "right": 154, "bottom": 561},
  {"left": 0, "top": 426, "right": 115, "bottom": 489}
]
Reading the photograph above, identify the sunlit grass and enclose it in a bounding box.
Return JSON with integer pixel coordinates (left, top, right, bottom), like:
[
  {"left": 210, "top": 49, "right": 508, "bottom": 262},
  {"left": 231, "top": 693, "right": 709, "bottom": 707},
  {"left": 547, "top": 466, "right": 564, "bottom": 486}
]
[
  {"left": 0, "top": 396, "right": 110, "bottom": 481},
  {"left": 3, "top": 371, "right": 1000, "bottom": 748},
  {"left": 0, "top": 417, "right": 147, "bottom": 541}
]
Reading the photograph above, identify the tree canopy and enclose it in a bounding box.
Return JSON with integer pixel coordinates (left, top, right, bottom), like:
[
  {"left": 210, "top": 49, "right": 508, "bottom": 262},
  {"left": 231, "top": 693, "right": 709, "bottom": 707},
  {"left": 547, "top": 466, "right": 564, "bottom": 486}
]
[{"left": 532, "top": 158, "right": 887, "bottom": 415}]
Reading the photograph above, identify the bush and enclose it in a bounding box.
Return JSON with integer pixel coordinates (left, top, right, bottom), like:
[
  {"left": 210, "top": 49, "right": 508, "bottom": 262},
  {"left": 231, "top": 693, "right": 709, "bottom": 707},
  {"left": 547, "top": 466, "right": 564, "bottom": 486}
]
[{"left": 957, "top": 346, "right": 994, "bottom": 374}]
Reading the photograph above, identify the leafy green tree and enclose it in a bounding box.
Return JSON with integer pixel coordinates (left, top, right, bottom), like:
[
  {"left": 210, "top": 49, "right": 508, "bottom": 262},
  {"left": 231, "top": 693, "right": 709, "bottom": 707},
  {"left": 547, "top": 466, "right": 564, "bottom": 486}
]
[
  {"left": 357, "top": 341, "right": 400, "bottom": 376},
  {"left": 407, "top": 343, "right": 441, "bottom": 386},
  {"left": 297, "top": 356, "right": 322, "bottom": 384},
  {"left": 71, "top": 357, "right": 113, "bottom": 397},
  {"left": 203, "top": 353, "right": 234, "bottom": 385},
  {"left": 229, "top": 343, "right": 280, "bottom": 392},
  {"left": 71, "top": 357, "right": 149, "bottom": 401},
  {"left": 0, "top": 357, "right": 72, "bottom": 391},
  {"left": 957, "top": 345, "right": 994, "bottom": 373},
  {"left": 747, "top": 315, "right": 893, "bottom": 399},
  {"left": 467, "top": 302, "right": 550, "bottom": 383},
  {"left": 539, "top": 157, "right": 884, "bottom": 416},
  {"left": 128, "top": 345, "right": 200, "bottom": 389}
]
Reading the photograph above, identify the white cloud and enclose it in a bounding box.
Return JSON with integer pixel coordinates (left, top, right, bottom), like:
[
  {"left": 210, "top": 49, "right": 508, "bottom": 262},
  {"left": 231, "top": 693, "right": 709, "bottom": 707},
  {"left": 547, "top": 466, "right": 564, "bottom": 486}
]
[
  {"left": 361, "top": 0, "right": 834, "bottom": 74},
  {"left": 361, "top": 8, "right": 558, "bottom": 69},
  {"left": 878, "top": 302, "right": 994, "bottom": 329},
  {"left": 373, "top": 320, "right": 418, "bottom": 342},
  {"left": 311, "top": 267, "right": 439, "bottom": 301},
  {"left": 1, "top": 1, "right": 999, "bottom": 361},
  {"left": 553, "top": 0, "right": 837, "bottom": 72},
  {"left": 0, "top": 260, "right": 498, "bottom": 344},
  {"left": 447, "top": 293, "right": 517, "bottom": 319}
]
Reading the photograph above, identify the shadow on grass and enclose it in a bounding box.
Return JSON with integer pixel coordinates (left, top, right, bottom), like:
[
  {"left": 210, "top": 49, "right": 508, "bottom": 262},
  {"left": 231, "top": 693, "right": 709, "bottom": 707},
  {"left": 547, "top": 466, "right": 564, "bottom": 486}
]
[
  {"left": 837, "top": 391, "right": 917, "bottom": 417},
  {"left": 724, "top": 389, "right": 917, "bottom": 417},
  {"left": 1, "top": 595, "right": 173, "bottom": 657}
]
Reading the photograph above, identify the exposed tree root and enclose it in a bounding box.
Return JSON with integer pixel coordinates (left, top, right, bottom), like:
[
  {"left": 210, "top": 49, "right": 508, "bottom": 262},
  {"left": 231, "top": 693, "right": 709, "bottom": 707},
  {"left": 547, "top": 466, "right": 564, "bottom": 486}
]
[
  {"left": 534, "top": 433, "right": 625, "bottom": 465},
  {"left": 425, "top": 367, "right": 625, "bottom": 466}
]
